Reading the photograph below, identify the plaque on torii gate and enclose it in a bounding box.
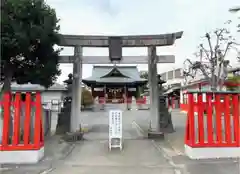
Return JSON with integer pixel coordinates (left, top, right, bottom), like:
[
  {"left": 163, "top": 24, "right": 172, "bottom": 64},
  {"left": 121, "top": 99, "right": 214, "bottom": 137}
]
[
  {"left": 58, "top": 32, "right": 183, "bottom": 133},
  {"left": 108, "top": 36, "right": 122, "bottom": 62}
]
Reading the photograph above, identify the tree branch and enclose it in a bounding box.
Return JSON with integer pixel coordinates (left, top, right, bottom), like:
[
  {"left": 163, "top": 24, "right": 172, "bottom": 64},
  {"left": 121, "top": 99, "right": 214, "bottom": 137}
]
[
  {"left": 183, "top": 22, "right": 238, "bottom": 90},
  {"left": 206, "top": 33, "right": 214, "bottom": 59},
  {"left": 216, "top": 42, "right": 232, "bottom": 85},
  {"left": 200, "top": 44, "right": 210, "bottom": 60}
]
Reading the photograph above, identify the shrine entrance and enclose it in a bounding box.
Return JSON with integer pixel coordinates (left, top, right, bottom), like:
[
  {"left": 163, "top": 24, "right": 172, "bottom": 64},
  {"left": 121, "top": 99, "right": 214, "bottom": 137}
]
[
  {"left": 58, "top": 32, "right": 183, "bottom": 133},
  {"left": 83, "top": 65, "right": 147, "bottom": 103},
  {"left": 107, "top": 88, "right": 123, "bottom": 100}
]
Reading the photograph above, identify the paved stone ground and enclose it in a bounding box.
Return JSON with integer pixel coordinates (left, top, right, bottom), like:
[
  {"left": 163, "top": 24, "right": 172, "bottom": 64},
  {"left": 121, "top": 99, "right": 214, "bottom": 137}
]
[
  {"left": 134, "top": 109, "right": 240, "bottom": 174},
  {"left": 0, "top": 135, "right": 74, "bottom": 174},
  {"left": 49, "top": 140, "right": 178, "bottom": 174}
]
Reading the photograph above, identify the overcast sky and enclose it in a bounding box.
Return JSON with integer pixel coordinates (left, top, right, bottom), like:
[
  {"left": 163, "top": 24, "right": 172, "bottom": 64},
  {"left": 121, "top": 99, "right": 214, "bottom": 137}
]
[{"left": 46, "top": 0, "right": 240, "bottom": 83}]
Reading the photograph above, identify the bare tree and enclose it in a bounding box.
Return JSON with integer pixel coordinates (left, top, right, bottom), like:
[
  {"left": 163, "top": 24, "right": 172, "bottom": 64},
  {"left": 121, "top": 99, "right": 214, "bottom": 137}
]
[{"left": 183, "top": 24, "right": 239, "bottom": 91}]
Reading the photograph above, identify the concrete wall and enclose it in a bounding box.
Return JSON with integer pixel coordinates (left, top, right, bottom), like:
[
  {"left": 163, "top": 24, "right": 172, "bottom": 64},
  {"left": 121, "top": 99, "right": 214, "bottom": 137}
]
[{"left": 41, "top": 91, "right": 65, "bottom": 111}]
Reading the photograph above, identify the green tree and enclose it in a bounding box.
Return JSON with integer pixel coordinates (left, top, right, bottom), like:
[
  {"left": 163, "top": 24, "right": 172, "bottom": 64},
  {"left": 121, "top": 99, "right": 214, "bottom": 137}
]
[
  {"left": 139, "top": 71, "right": 148, "bottom": 94},
  {"left": 226, "top": 76, "right": 240, "bottom": 91},
  {"left": 81, "top": 88, "right": 94, "bottom": 106},
  {"left": 1, "top": 0, "right": 61, "bottom": 92},
  {"left": 140, "top": 71, "right": 148, "bottom": 79}
]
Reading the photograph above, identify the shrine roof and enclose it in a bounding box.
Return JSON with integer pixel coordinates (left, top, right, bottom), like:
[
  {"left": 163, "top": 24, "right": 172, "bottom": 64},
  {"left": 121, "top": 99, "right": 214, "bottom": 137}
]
[{"left": 83, "top": 65, "right": 147, "bottom": 84}]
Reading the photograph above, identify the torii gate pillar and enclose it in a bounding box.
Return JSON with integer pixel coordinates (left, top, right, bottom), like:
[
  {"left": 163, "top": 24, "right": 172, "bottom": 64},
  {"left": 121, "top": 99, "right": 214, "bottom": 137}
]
[
  {"left": 148, "top": 46, "right": 160, "bottom": 133},
  {"left": 70, "top": 46, "right": 83, "bottom": 132}
]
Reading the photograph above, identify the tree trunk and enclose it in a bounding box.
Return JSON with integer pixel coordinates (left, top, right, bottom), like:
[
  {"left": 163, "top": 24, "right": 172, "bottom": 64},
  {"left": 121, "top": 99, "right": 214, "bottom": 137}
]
[
  {"left": 0, "top": 67, "right": 13, "bottom": 143},
  {"left": 1, "top": 67, "right": 13, "bottom": 93}
]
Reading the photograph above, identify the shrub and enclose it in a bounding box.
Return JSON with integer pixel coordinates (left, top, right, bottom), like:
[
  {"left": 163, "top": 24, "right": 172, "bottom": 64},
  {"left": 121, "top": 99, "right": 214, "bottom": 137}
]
[
  {"left": 81, "top": 88, "right": 93, "bottom": 106},
  {"left": 226, "top": 76, "right": 240, "bottom": 91}
]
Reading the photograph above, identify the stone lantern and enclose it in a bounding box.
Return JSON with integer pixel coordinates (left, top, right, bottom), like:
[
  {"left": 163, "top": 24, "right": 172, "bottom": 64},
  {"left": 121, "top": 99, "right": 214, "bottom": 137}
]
[
  {"left": 56, "top": 74, "right": 73, "bottom": 134},
  {"left": 157, "top": 75, "right": 174, "bottom": 133}
]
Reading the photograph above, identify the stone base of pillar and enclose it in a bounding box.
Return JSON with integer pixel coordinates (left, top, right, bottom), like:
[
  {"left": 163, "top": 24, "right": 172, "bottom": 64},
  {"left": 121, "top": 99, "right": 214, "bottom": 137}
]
[
  {"left": 147, "top": 131, "right": 164, "bottom": 140},
  {"left": 62, "top": 131, "right": 84, "bottom": 142}
]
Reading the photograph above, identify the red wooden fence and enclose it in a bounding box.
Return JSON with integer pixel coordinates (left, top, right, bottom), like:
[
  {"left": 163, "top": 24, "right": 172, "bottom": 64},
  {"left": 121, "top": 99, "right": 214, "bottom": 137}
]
[
  {"left": 0, "top": 92, "right": 44, "bottom": 151},
  {"left": 185, "top": 91, "right": 240, "bottom": 148}
]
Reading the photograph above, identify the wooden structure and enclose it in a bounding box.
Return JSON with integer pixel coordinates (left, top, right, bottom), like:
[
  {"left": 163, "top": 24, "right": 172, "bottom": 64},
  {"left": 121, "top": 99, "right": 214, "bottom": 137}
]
[
  {"left": 185, "top": 91, "right": 239, "bottom": 159},
  {"left": 0, "top": 92, "right": 44, "bottom": 164},
  {"left": 83, "top": 66, "right": 147, "bottom": 103}
]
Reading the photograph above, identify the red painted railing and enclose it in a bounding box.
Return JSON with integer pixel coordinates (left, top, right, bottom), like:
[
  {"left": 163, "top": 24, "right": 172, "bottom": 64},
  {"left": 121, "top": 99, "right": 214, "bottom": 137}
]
[
  {"left": 98, "top": 97, "right": 106, "bottom": 104},
  {"left": 168, "top": 97, "right": 179, "bottom": 109},
  {"left": 0, "top": 92, "right": 44, "bottom": 151},
  {"left": 125, "top": 98, "right": 132, "bottom": 104},
  {"left": 180, "top": 103, "right": 188, "bottom": 112},
  {"left": 185, "top": 92, "right": 240, "bottom": 148},
  {"left": 136, "top": 98, "right": 146, "bottom": 104}
]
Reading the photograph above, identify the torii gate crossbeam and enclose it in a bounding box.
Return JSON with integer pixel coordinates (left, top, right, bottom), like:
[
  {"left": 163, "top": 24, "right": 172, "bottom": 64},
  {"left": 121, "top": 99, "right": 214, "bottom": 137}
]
[{"left": 59, "top": 55, "right": 175, "bottom": 64}]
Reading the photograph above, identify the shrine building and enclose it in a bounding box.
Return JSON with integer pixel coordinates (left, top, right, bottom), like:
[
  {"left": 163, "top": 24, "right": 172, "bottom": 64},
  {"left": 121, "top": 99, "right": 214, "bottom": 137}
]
[{"left": 82, "top": 65, "right": 147, "bottom": 102}]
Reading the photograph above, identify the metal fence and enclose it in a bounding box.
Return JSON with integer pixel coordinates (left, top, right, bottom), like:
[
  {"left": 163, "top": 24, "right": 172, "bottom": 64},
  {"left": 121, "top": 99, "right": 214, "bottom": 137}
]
[{"left": 42, "top": 100, "right": 64, "bottom": 135}]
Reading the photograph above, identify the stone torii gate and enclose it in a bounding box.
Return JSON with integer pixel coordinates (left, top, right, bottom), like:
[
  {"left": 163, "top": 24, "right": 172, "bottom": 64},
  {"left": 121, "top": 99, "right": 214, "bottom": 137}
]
[{"left": 58, "top": 32, "right": 183, "bottom": 134}]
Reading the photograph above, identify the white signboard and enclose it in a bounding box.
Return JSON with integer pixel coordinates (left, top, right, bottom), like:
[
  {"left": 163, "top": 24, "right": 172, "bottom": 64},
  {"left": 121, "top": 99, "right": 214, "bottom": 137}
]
[
  {"left": 128, "top": 88, "right": 136, "bottom": 91},
  {"left": 94, "top": 88, "right": 104, "bottom": 91},
  {"left": 109, "top": 110, "right": 123, "bottom": 150}
]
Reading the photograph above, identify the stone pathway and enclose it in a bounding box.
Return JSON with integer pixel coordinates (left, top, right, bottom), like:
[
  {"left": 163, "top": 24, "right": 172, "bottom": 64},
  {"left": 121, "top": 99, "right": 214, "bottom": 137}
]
[
  {"left": 46, "top": 108, "right": 179, "bottom": 174},
  {"left": 49, "top": 139, "right": 178, "bottom": 174},
  {"left": 0, "top": 136, "right": 74, "bottom": 174}
]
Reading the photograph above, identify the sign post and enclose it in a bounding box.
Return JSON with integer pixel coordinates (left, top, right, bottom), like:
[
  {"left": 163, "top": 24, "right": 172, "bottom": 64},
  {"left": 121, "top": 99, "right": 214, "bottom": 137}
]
[{"left": 109, "top": 110, "right": 123, "bottom": 150}]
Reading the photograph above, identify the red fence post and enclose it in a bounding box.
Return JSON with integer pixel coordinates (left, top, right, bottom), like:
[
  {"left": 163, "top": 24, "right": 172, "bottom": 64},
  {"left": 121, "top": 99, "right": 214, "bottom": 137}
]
[
  {"left": 2, "top": 92, "right": 11, "bottom": 147},
  {"left": 223, "top": 94, "right": 232, "bottom": 145},
  {"left": 34, "top": 92, "right": 42, "bottom": 148},
  {"left": 206, "top": 93, "right": 214, "bottom": 145},
  {"left": 187, "top": 93, "right": 195, "bottom": 146},
  {"left": 12, "top": 92, "right": 21, "bottom": 146},
  {"left": 24, "top": 93, "right": 31, "bottom": 146},
  {"left": 215, "top": 94, "right": 223, "bottom": 144},
  {"left": 197, "top": 93, "right": 204, "bottom": 145},
  {"left": 232, "top": 94, "right": 239, "bottom": 146},
  {"left": 39, "top": 93, "right": 44, "bottom": 144}
]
